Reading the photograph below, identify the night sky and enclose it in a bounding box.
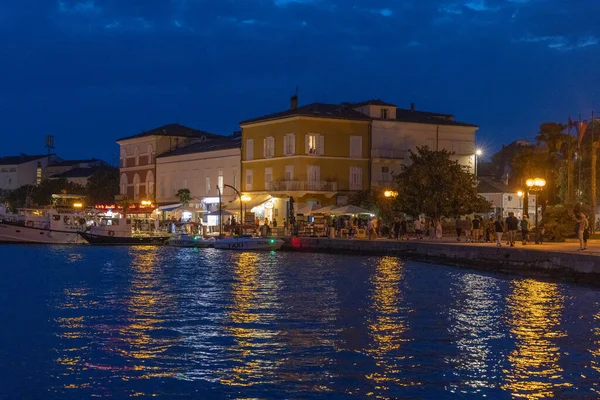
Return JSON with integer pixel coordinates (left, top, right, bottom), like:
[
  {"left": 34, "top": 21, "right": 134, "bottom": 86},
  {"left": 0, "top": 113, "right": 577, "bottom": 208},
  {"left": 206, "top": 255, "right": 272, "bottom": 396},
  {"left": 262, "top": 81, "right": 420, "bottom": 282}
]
[{"left": 1, "top": 0, "right": 599, "bottom": 164}]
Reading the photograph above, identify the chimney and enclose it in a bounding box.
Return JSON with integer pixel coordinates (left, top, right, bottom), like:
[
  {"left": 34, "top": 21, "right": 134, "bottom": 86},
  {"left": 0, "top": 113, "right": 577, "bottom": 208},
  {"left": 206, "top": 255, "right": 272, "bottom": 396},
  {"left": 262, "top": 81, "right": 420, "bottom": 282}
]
[
  {"left": 290, "top": 93, "right": 298, "bottom": 110},
  {"left": 410, "top": 102, "right": 415, "bottom": 111}
]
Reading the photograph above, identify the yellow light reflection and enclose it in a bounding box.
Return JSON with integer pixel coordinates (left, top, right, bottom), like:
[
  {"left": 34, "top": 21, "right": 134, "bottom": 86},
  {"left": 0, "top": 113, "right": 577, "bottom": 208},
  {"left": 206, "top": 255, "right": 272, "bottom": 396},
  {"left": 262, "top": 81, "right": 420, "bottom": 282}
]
[
  {"left": 502, "top": 279, "right": 570, "bottom": 399},
  {"left": 591, "top": 307, "right": 600, "bottom": 394},
  {"left": 220, "top": 252, "right": 281, "bottom": 388},
  {"left": 365, "top": 256, "right": 418, "bottom": 396}
]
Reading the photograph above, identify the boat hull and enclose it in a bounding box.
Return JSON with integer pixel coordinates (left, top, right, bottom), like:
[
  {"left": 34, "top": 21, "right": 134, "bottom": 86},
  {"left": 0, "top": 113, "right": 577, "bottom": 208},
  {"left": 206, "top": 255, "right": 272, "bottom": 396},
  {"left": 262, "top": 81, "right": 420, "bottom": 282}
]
[
  {"left": 214, "top": 237, "right": 284, "bottom": 251},
  {"left": 166, "top": 238, "right": 215, "bottom": 248},
  {"left": 0, "top": 223, "right": 86, "bottom": 244},
  {"left": 79, "top": 232, "right": 170, "bottom": 245}
]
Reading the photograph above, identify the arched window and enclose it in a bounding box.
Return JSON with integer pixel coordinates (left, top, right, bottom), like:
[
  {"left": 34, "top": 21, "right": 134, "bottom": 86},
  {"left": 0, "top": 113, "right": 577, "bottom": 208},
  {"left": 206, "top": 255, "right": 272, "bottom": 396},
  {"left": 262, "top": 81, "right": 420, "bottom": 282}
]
[
  {"left": 145, "top": 170, "right": 155, "bottom": 197},
  {"left": 120, "top": 173, "right": 128, "bottom": 195},
  {"left": 133, "top": 173, "right": 141, "bottom": 201},
  {"left": 148, "top": 144, "right": 155, "bottom": 164},
  {"left": 120, "top": 149, "right": 127, "bottom": 168},
  {"left": 134, "top": 147, "right": 140, "bottom": 166}
]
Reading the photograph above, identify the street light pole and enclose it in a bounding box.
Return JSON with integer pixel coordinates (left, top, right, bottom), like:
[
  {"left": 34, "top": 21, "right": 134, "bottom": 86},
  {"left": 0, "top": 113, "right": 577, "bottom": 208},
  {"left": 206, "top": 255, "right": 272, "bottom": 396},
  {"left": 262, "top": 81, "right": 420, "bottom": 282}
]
[
  {"left": 475, "top": 149, "right": 482, "bottom": 178},
  {"left": 526, "top": 178, "right": 546, "bottom": 244},
  {"left": 216, "top": 185, "right": 222, "bottom": 236}
]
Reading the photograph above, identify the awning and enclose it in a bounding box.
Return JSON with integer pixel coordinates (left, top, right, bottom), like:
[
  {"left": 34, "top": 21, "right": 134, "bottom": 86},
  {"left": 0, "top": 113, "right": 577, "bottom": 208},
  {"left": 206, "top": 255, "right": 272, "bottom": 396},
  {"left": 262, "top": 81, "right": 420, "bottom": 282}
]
[
  {"left": 330, "top": 205, "right": 373, "bottom": 215},
  {"left": 207, "top": 210, "right": 236, "bottom": 217},
  {"left": 158, "top": 203, "right": 181, "bottom": 211},
  {"left": 227, "top": 194, "right": 272, "bottom": 211}
]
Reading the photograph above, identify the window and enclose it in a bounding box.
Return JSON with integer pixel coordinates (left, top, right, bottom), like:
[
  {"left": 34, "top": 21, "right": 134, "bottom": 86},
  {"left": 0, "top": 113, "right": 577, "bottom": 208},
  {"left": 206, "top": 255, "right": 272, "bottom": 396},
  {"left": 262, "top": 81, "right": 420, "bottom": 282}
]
[
  {"left": 218, "top": 169, "right": 224, "bottom": 192},
  {"left": 146, "top": 171, "right": 154, "bottom": 196},
  {"left": 133, "top": 173, "right": 141, "bottom": 201},
  {"left": 307, "top": 165, "right": 320, "bottom": 181},
  {"left": 246, "top": 139, "right": 254, "bottom": 161},
  {"left": 285, "top": 165, "right": 294, "bottom": 181},
  {"left": 350, "top": 167, "right": 362, "bottom": 190},
  {"left": 134, "top": 147, "right": 140, "bottom": 166},
  {"left": 284, "top": 133, "right": 296, "bottom": 155},
  {"left": 246, "top": 169, "right": 253, "bottom": 191},
  {"left": 206, "top": 177, "right": 211, "bottom": 195},
  {"left": 265, "top": 167, "right": 273, "bottom": 190},
  {"left": 36, "top": 162, "right": 42, "bottom": 184},
  {"left": 350, "top": 136, "right": 362, "bottom": 158},
  {"left": 381, "top": 108, "right": 388, "bottom": 119},
  {"left": 381, "top": 166, "right": 391, "bottom": 182},
  {"left": 183, "top": 179, "right": 188, "bottom": 189},
  {"left": 120, "top": 149, "right": 127, "bottom": 168},
  {"left": 120, "top": 173, "right": 128, "bottom": 195},
  {"left": 305, "top": 134, "right": 324, "bottom": 155},
  {"left": 148, "top": 145, "right": 155, "bottom": 164},
  {"left": 263, "top": 136, "right": 275, "bottom": 158}
]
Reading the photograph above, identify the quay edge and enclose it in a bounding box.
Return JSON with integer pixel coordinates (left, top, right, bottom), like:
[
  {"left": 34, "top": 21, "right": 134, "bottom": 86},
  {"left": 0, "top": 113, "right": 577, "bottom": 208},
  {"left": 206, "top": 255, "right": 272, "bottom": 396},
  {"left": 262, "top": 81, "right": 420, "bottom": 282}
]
[{"left": 281, "top": 237, "right": 600, "bottom": 285}]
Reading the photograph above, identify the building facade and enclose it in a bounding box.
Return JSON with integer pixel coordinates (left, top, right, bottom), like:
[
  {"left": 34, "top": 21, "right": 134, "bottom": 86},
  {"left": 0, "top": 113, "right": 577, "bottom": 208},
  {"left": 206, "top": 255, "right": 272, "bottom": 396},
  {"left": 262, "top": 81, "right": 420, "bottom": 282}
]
[
  {"left": 47, "top": 159, "right": 112, "bottom": 186},
  {"left": 155, "top": 136, "right": 241, "bottom": 213},
  {"left": 240, "top": 101, "right": 371, "bottom": 222},
  {"left": 0, "top": 154, "right": 58, "bottom": 191},
  {"left": 346, "top": 100, "right": 478, "bottom": 189},
  {"left": 117, "top": 124, "right": 221, "bottom": 203}
]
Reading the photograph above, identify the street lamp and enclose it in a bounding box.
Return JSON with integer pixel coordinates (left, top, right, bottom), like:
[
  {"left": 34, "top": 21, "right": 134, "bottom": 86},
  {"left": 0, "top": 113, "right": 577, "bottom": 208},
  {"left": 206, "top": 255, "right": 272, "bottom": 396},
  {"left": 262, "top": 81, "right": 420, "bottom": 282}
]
[
  {"left": 475, "top": 149, "right": 483, "bottom": 177},
  {"left": 526, "top": 177, "right": 546, "bottom": 244},
  {"left": 384, "top": 190, "right": 398, "bottom": 198}
]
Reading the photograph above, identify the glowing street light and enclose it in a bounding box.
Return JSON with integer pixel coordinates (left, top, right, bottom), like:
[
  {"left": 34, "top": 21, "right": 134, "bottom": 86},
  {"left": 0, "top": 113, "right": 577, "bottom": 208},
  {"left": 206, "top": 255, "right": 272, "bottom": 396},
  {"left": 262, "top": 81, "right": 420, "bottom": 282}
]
[
  {"left": 475, "top": 149, "right": 483, "bottom": 177},
  {"left": 384, "top": 190, "right": 398, "bottom": 198},
  {"left": 73, "top": 202, "right": 83, "bottom": 208},
  {"left": 525, "top": 177, "right": 546, "bottom": 244},
  {"left": 475, "top": 149, "right": 483, "bottom": 156}
]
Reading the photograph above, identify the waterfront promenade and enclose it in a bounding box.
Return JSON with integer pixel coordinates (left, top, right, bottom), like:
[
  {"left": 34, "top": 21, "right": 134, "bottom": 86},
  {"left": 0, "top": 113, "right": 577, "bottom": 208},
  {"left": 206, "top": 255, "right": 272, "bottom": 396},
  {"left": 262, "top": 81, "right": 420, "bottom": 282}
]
[{"left": 283, "top": 235, "right": 600, "bottom": 284}]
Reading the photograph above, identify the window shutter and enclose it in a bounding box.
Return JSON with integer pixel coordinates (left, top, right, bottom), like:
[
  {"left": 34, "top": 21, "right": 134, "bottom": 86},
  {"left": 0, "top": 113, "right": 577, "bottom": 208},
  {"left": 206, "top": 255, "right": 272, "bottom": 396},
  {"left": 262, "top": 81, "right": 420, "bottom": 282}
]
[
  {"left": 270, "top": 137, "right": 275, "bottom": 156},
  {"left": 263, "top": 138, "right": 267, "bottom": 158},
  {"left": 318, "top": 135, "right": 324, "bottom": 155},
  {"left": 290, "top": 134, "right": 296, "bottom": 155},
  {"left": 246, "top": 139, "right": 254, "bottom": 160},
  {"left": 283, "top": 135, "right": 288, "bottom": 156}
]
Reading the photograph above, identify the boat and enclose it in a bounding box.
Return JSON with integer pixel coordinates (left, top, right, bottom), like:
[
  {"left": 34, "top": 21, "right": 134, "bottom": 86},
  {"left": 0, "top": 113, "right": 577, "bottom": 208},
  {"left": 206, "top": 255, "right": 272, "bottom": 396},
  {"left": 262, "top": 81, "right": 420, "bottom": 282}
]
[
  {"left": 80, "top": 215, "right": 170, "bottom": 245},
  {"left": 165, "top": 233, "right": 215, "bottom": 248},
  {"left": 0, "top": 207, "right": 88, "bottom": 244},
  {"left": 214, "top": 236, "right": 284, "bottom": 251}
]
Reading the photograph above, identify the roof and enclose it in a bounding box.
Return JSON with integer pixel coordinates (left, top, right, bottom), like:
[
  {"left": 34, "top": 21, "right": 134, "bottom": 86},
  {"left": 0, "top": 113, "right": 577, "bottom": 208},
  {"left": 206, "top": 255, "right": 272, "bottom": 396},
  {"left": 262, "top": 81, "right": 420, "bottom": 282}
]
[
  {"left": 0, "top": 154, "right": 48, "bottom": 166},
  {"left": 477, "top": 177, "right": 517, "bottom": 194},
  {"left": 49, "top": 158, "right": 105, "bottom": 167},
  {"left": 240, "top": 103, "right": 371, "bottom": 125},
  {"left": 50, "top": 166, "right": 116, "bottom": 179},
  {"left": 157, "top": 136, "right": 241, "bottom": 158},
  {"left": 345, "top": 99, "right": 398, "bottom": 107},
  {"left": 117, "top": 123, "right": 221, "bottom": 142},
  {"left": 393, "top": 109, "right": 478, "bottom": 127}
]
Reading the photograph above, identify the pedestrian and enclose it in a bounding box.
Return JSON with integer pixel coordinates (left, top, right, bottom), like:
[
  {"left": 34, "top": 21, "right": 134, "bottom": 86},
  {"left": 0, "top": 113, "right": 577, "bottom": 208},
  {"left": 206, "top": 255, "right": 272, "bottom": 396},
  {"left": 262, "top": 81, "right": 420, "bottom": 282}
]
[
  {"left": 494, "top": 215, "right": 505, "bottom": 247},
  {"left": 392, "top": 217, "right": 401, "bottom": 240},
  {"left": 472, "top": 216, "right": 480, "bottom": 242},
  {"left": 414, "top": 218, "right": 422, "bottom": 239},
  {"left": 367, "top": 218, "right": 374, "bottom": 240},
  {"left": 464, "top": 216, "right": 473, "bottom": 243},
  {"left": 435, "top": 219, "right": 443, "bottom": 239},
  {"left": 400, "top": 218, "right": 408, "bottom": 240},
  {"left": 455, "top": 216, "right": 462, "bottom": 242},
  {"left": 575, "top": 212, "right": 589, "bottom": 251},
  {"left": 505, "top": 212, "right": 519, "bottom": 247},
  {"left": 520, "top": 214, "right": 530, "bottom": 245}
]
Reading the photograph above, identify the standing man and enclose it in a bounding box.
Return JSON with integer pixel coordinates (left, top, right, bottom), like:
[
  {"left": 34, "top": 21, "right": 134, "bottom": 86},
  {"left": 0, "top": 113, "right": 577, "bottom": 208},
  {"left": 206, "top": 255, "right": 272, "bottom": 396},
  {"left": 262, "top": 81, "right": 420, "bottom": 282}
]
[
  {"left": 472, "top": 216, "right": 480, "bottom": 242},
  {"left": 494, "top": 215, "right": 505, "bottom": 247},
  {"left": 455, "top": 216, "right": 462, "bottom": 242},
  {"left": 414, "top": 217, "right": 422, "bottom": 239},
  {"left": 506, "top": 212, "right": 519, "bottom": 247},
  {"left": 520, "top": 215, "right": 530, "bottom": 245}
]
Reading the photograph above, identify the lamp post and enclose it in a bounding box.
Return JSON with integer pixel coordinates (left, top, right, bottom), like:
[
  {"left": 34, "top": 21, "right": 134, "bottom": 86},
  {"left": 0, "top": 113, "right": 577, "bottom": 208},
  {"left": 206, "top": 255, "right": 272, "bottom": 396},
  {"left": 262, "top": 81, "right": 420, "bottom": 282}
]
[
  {"left": 475, "top": 149, "right": 483, "bottom": 178},
  {"left": 241, "top": 195, "right": 252, "bottom": 224},
  {"left": 526, "top": 178, "right": 546, "bottom": 244},
  {"left": 216, "top": 185, "right": 222, "bottom": 236}
]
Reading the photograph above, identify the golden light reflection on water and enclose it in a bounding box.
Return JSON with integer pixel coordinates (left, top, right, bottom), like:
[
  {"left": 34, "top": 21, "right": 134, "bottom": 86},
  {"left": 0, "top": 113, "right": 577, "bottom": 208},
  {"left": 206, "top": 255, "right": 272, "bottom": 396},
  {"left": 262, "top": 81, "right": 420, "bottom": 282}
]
[
  {"left": 448, "top": 274, "right": 502, "bottom": 393},
  {"left": 502, "top": 279, "right": 569, "bottom": 399},
  {"left": 220, "top": 252, "right": 281, "bottom": 388},
  {"left": 365, "top": 256, "right": 418, "bottom": 396},
  {"left": 591, "top": 306, "right": 600, "bottom": 394}
]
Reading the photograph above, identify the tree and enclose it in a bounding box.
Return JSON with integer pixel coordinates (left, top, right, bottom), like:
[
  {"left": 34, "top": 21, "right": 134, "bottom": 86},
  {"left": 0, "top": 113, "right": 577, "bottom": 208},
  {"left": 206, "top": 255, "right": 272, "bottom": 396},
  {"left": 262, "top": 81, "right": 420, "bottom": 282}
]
[
  {"left": 349, "top": 188, "right": 400, "bottom": 223},
  {"left": 86, "top": 167, "right": 120, "bottom": 205},
  {"left": 536, "top": 122, "right": 576, "bottom": 204},
  {"left": 176, "top": 188, "right": 191, "bottom": 206},
  {"left": 394, "top": 146, "right": 491, "bottom": 219}
]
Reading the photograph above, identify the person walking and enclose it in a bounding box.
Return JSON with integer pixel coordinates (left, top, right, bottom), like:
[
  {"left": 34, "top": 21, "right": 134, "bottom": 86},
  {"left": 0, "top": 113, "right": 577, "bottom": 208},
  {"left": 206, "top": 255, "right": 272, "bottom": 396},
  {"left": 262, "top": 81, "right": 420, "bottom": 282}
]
[
  {"left": 455, "top": 216, "right": 462, "bottom": 242},
  {"left": 494, "top": 216, "right": 505, "bottom": 247},
  {"left": 471, "top": 216, "right": 480, "bottom": 242},
  {"left": 505, "top": 212, "right": 519, "bottom": 247},
  {"left": 520, "top": 215, "right": 530, "bottom": 245},
  {"left": 392, "top": 217, "right": 401, "bottom": 240},
  {"left": 414, "top": 218, "right": 422, "bottom": 239},
  {"left": 435, "top": 219, "right": 443, "bottom": 239},
  {"left": 464, "top": 216, "right": 473, "bottom": 243}
]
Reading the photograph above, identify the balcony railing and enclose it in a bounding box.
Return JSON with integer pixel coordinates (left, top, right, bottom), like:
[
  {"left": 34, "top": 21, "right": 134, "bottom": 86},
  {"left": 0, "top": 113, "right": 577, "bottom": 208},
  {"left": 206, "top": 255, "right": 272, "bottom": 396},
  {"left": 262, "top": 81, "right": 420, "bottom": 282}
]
[
  {"left": 267, "top": 180, "right": 338, "bottom": 192},
  {"left": 372, "top": 148, "right": 407, "bottom": 159}
]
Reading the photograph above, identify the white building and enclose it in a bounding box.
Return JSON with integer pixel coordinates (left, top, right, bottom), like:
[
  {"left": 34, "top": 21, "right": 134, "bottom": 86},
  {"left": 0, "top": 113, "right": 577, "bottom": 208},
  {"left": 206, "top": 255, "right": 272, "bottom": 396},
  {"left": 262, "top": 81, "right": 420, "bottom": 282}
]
[
  {"left": 48, "top": 159, "right": 112, "bottom": 186},
  {"left": 345, "top": 100, "right": 478, "bottom": 188},
  {"left": 155, "top": 135, "right": 241, "bottom": 222},
  {"left": 477, "top": 177, "right": 537, "bottom": 219},
  {"left": 0, "top": 154, "right": 58, "bottom": 190}
]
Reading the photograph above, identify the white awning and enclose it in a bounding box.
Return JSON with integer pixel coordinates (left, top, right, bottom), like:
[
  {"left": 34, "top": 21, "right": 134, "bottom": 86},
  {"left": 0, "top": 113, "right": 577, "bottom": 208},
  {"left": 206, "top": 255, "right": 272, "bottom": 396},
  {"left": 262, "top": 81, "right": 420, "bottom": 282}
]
[{"left": 227, "top": 194, "right": 272, "bottom": 211}]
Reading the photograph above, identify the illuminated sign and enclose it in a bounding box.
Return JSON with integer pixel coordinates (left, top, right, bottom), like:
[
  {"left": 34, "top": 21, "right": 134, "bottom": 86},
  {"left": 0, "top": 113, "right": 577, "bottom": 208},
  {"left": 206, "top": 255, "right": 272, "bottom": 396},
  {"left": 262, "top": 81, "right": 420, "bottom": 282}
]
[{"left": 203, "top": 197, "right": 220, "bottom": 204}]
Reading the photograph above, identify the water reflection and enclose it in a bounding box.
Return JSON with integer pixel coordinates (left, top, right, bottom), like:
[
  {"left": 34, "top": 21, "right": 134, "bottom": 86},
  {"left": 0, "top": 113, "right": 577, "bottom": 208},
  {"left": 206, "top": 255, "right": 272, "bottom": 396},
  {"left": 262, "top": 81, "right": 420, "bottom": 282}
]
[
  {"left": 502, "top": 279, "right": 569, "bottom": 399},
  {"left": 447, "top": 273, "right": 503, "bottom": 394},
  {"left": 591, "top": 305, "right": 600, "bottom": 395},
  {"left": 365, "top": 256, "right": 417, "bottom": 396},
  {"left": 220, "top": 252, "right": 282, "bottom": 388}
]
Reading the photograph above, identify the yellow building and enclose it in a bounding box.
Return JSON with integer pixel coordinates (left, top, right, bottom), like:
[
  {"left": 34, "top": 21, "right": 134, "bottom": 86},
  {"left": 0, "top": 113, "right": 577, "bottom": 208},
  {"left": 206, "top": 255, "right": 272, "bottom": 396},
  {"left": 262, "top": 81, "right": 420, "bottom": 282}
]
[{"left": 239, "top": 98, "right": 370, "bottom": 223}]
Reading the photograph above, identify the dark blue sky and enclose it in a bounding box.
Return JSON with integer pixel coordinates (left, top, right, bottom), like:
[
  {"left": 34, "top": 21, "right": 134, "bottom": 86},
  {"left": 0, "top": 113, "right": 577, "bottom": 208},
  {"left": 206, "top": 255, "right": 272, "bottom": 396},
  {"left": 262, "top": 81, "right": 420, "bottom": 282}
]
[{"left": 1, "top": 0, "right": 599, "bottom": 164}]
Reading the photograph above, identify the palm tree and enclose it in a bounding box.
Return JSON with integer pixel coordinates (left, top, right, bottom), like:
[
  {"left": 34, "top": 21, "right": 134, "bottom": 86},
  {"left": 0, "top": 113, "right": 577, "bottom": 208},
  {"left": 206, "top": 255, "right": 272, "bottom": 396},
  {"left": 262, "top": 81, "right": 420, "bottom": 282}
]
[{"left": 537, "top": 122, "right": 575, "bottom": 203}]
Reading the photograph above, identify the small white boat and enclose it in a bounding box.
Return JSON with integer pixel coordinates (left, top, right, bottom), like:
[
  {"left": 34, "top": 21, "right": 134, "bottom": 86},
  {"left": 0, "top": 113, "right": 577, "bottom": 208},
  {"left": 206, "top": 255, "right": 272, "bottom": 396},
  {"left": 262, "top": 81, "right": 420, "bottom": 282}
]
[
  {"left": 214, "top": 236, "right": 284, "bottom": 251},
  {"left": 0, "top": 207, "right": 88, "bottom": 244},
  {"left": 166, "top": 233, "right": 215, "bottom": 248}
]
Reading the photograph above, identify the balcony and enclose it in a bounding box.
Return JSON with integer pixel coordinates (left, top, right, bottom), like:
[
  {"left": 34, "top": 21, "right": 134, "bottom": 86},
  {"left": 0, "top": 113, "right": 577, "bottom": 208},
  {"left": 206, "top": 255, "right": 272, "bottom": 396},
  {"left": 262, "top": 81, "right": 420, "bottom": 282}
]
[
  {"left": 372, "top": 148, "right": 407, "bottom": 159},
  {"left": 267, "top": 180, "right": 338, "bottom": 192}
]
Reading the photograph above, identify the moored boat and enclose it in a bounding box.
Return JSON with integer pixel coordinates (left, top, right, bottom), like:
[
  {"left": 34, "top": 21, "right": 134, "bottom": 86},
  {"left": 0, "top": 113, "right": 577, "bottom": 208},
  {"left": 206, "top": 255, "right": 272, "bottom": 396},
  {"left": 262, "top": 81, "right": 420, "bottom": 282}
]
[
  {"left": 214, "top": 236, "right": 284, "bottom": 251},
  {"left": 0, "top": 207, "right": 88, "bottom": 244},
  {"left": 80, "top": 216, "right": 169, "bottom": 245},
  {"left": 165, "top": 233, "right": 215, "bottom": 248}
]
